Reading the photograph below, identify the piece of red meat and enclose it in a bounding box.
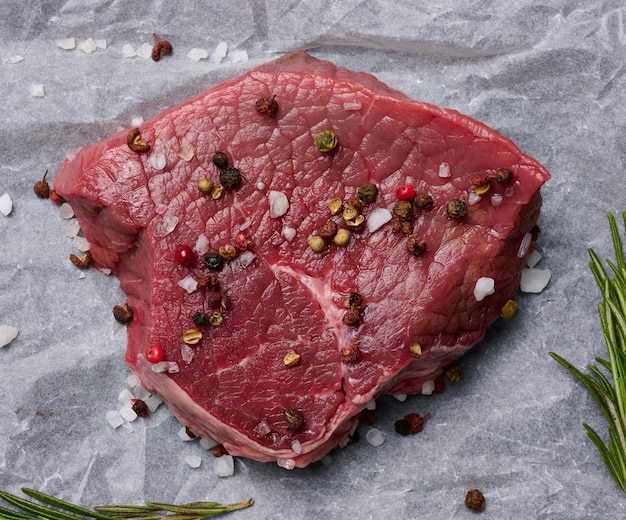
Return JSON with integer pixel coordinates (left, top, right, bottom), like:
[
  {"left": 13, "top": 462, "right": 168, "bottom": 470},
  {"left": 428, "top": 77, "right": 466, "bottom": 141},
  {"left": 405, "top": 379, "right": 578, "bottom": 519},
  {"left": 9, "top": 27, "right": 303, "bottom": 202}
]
[{"left": 54, "top": 50, "right": 550, "bottom": 468}]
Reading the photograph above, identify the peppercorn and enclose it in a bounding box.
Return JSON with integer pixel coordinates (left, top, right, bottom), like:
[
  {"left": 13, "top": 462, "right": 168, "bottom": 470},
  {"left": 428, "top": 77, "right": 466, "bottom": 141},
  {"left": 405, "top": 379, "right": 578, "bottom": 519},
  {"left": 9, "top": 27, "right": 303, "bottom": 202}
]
[
  {"left": 494, "top": 167, "right": 513, "bottom": 185},
  {"left": 192, "top": 311, "right": 210, "bottom": 326},
  {"left": 126, "top": 128, "right": 151, "bottom": 153},
  {"left": 185, "top": 426, "right": 197, "bottom": 439},
  {"left": 465, "top": 489, "right": 485, "bottom": 511},
  {"left": 500, "top": 299, "right": 519, "bottom": 320},
  {"left": 357, "top": 183, "right": 378, "bottom": 203},
  {"left": 234, "top": 233, "right": 249, "bottom": 251},
  {"left": 446, "top": 199, "right": 466, "bottom": 218},
  {"left": 212, "top": 151, "right": 229, "bottom": 169},
  {"left": 393, "top": 220, "right": 413, "bottom": 234},
  {"left": 394, "top": 418, "right": 411, "bottom": 435},
  {"left": 219, "top": 166, "right": 242, "bottom": 189},
  {"left": 445, "top": 364, "right": 463, "bottom": 383},
  {"left": 393, "top": 200, "right": 413, "bottom": 221},
  {"left": 333, "top": 228, "right": 350, "bottom": 247},
  {"left": 342, "top": 307, "right": 362, "bottom": 327},
  {"left": 468, "top": 172, "right": 491, "bottom": 188},
  {"left": 34, "top": 170, "right": 50, "bottom": 198},
  {"left": 283, "top": 350, "right": 302, "bottom": 367},
  {"left": 359, "top": 410, "right": 377, "bottom": 426},
  {"left": 308, "top": 235, "right": 326, "bottom": 253},
  {"left": 255, "top": 95, "right": 278, "bottom": 116},
  {"left": 197, "top": 274, "right": 219, "bottom": 291},
  {"left": 151, "top": 33, "right": 172, "bottom": 61},
  {"left": 112, "top": 303, "right": 133, "bottom": 324},
  {"left": 317, "top": 220, "right": 338, "bottom": 242},
  {"left": 213, "top": 444, "right": 228, "bottom": 457},
  {"left": 209, "top": 311, "right": 224, "bottom": 327},
  {"left": 70, "top": 252, "right": 92, "bottom": 269},
  {"left": 211, "top": 184, "right": 224, "bottom": 199},
  {"left": 218, "top": 243, "right": 238, "bottom": 261},
  {"left": 328, "top": 198, "right": 342, "bottom": 215},
  {"left": 406, "top": 237, "right": 426, "bottom": 256},
  {"left": 414, "top": 193, "right": 433, "bottom": 209},
  {"left": 405, "top": 412, "right": 430, "bottom": 434},
  {"left": 198, "top": 178, "right": 213, "bottom": 193},
  {"left": 396, "top": 184, "right": 415, "bottom": 201},
  {"left": 316, "top": 129, "right": 338, "bottom": 152},
  {"left": 182, "top": 329, "right": 203, "bottom": 345},
  {"left": 345, "top": 292, "right": 363, "bottom": 309},
  {"left": 49, "top": 189, "right": 63, "bottom": 203},
  {"left": 341, "top": 345, "right": 360, "bottom": 363},
  {"left": 204, "top": 252, "right": 224, "bottom": 270},
  {"left": 131, "top": 399, "right": 149, "bottom": 418},
  {"left": 284, "top": 408, "right": 304, "bottom": 431},
  {"left": 342, "top": 199, "right": 362, "bottom": 221},
  {"left": 409, "top": 342, "right": 422, "bottom": 358}
]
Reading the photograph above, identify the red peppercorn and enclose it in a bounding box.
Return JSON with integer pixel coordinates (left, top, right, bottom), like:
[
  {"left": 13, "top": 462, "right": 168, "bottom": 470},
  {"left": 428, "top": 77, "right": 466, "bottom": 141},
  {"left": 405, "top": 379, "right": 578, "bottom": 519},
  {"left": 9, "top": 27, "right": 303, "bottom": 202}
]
[
  {"left": 131, "top": 399, "right": 149, "bottom": 418},
  {"left": 174, "top": 244, "right": 195, "bottom": 265},
  {"left": 434, "top": 375, "right": 446, "bottom": 394},
  {"left": 145, "top": 345, "right": 164, "bottom": 363},
  {"left": 396, "top": 184, "right": 415, "bottom": 201}
]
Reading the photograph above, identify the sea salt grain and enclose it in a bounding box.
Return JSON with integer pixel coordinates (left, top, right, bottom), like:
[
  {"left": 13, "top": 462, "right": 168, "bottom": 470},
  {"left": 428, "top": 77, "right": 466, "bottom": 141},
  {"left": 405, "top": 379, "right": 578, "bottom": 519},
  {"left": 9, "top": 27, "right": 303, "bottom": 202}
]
[
  {"left": 122, "top": 44, "right": 136, "bottom": 58},
  {"left": 517, "top": 232, "right": 532, "bottom": 258},
  {"left": 526, "top": 249, "right": 542, "bottom": 268},
  {"left": 117, "top": 389, "right": 134, "bottom": 406},
  {"left": 56, "top": 37, "right": 76, "bottom": 50},
  {"left": 392, "top": 394, "right": 407, "bottom": 402},
  {"left": 366, "top": 208, "right": 392, "bottom": 233},
  {"left": 9, "top": 54, "right": 24, "bottom": 64},
  {"left": 188, "top": 48, "right": 208, "bottom": 62},
  {"left": 73, "top": 236, "right": 91, "bottom": 252},
  {"left": 185, "top": 455, "right": 202, "bottom": 468},
  {"left": 0, "top": 193, "right": 12, "bottom": 216},
  {"left": 200, "top": 436, "right": 220, "bottom": 450},
  {"left": 59, "top": 203, "right": 74, "bottom": 219},
  {"left": 282, "top": 227, "right": 297, "bottom": 242},
  {"left": 474, "top": 276, "right": 495, "bottom": 301},
  {"left": 520, "top": 268, "right": 552, "bottom": 293},
  {"left": 65, "top": 219, "right": 80, "bottom": 237},
  {"left": 268, "top": 190, "right": 289, "bottom": 218},
  {"left": 105, "top": 410, "right": 124, "bottom": 429},
  {"left": 421, "top": 380, "right": 435, "bottom": 395},
  {"left": 212, "top": 42, "right": 228, "bottom": 63},
  {"left": 365, "top": 428, "right": 386, "bottom": 447},
  {"left": 78, "top": 38, "right": 97, "bottom": 53},
  {"left": 276, "top": 458, "right": 295, "bottom": 470},
  {"left": 438, "top": 162, "right": 451, "bottom": 177},
  {"left": 177, "top": 275, "right": 198, "bottom": 294},
  {"left": 0, "top": 325, "right": 19, "bottom": 347},
  {"left": 31, "top": 84, "right": 45, "bottom": 97},
  {"left": 149, "top": 153, "right": 167, "bottom": 171},
  {"left": 195, "top": 234, "right": 210, "bottom": 256},
  {"left": 229, "top": 49, "right": 248, "bottom": 62},
  {"left": 119, "top": 403, "right": 138, "bottom": 422},
  {"left": 214, "top": 454, "right": 235, "bottom": 476},
  {"left": 136, "top": 42, "right": 153, "bottom": 59},
  {"left": 144, "top": 395, "right": 163, "bottom": 412},
  {"left": 178, "top": 426, "right": 195, "bottom": 441}
]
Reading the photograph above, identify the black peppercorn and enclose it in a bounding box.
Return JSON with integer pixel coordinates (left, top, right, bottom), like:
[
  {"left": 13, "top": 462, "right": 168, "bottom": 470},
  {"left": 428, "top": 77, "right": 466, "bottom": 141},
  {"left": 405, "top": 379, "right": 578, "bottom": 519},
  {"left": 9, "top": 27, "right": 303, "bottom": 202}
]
[
  {"left": 357, "top": 183, "right": 378, "bottom": 203},
  {"left": 213, "top": 151, "right": 229, "bottom": 169},
  {"left": 394, "top": 419, "right": 411, "bottom": 435},
  {"left": 446, "top": 199, "right": 467, "bottom": 218},
  {"left": 219, "top": 166, "right": 242, "bottom": 189},
  {"left": 192, "top": 311, "right": 210, "bottom": 326},
  {"left": 465, "top": 489, "right": 485, "bottom": 511},
  {"left": 414, "top": 193, "right": 433, "bottom": 209},
  {"left": 204, "top": 252, "right": 224, "bottom": 270},
  {"left": 406, "top": 237, "right": 426, "bottom": 256},
  {"left": 284, "top": 408, "right": 304, "bottom": 431}
]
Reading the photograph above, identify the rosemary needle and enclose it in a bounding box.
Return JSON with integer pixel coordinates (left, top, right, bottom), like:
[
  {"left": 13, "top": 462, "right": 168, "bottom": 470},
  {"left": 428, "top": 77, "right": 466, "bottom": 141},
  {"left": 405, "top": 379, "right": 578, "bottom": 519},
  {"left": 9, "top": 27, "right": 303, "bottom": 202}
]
[
  {"left": 0, "top": 487, "right": 253, "bottom": 519},
  {"left": 550, "top": 211, "right": 626, "bottom": 493}
]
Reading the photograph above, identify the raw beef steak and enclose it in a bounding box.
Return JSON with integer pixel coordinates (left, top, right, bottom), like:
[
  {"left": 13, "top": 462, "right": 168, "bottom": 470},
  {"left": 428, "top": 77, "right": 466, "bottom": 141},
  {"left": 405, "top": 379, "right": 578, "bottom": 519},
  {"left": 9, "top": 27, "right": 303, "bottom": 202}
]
[{"left": 54, "top": 50, "right": 550, "bottom": 468}]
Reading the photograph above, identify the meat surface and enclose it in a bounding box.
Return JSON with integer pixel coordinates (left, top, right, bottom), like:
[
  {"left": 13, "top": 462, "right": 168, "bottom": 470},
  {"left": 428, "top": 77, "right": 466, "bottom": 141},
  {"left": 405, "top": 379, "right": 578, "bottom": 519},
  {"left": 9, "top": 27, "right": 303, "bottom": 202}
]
[{"left": 54, "top": 50, "right": 550, "bottom": 468}]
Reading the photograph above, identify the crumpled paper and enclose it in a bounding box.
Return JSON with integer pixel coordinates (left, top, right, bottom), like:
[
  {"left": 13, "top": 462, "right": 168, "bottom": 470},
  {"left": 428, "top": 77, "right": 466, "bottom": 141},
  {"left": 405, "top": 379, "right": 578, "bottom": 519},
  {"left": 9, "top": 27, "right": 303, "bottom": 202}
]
[{"left": 1, "top": 1, "right": 626, "bottom": 518}]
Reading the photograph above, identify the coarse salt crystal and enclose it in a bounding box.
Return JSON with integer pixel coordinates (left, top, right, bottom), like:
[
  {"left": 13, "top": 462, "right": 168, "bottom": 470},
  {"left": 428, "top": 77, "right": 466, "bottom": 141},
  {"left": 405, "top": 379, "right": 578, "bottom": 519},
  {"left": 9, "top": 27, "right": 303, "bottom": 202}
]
[
  {"left": 438, "top": 162, "right": 451, "bottom": 177},
  {"left": 136, "top": 42, "right": 153, "bottom": 59},
  {"left": 517, "top": 232, "right": 532, "bottom": 258},
  {"left": 118, "top": 403, "right": 138, "bottom": 422},
  {"left": 526, "top": 249, "right": 542, "bottom": 268},
  {"left": 200, "top": 436, "right": 220, "bottom": 450},
  {"left": 0, "top": 325, "right": 19, "bottom": 348},
  {"left": 520, "top": 268, "right": 552, "bottom": 293},
  {"left": 117, "top": 389, "right": 134, "bottom": 406},
  {"left": 73, "top": 236, "right": 91, "bottom": 252},
  {"left": 177, "top": 275, "right": 198, "bottom": 294},
  {"left": 282, "top": 227, "right": 297, "bottom": 242},
  {"left": 195, "top": 234, "right": 210, "bottom": 256},
  {"left": 178, "top": 426, "right": 195, "bottom": 441},
  {"left": 56, "top": 37, "right": 76, "bottom": 50},
  {"left": 122, "top": 43, "right": 136, "bottom": 58},
  {"left": 31, "top": 84, "right": 45, "bottom": 97},
  {"left": 364, "top": 400, "right": 376, "bottom": 410},
  {"left": 474, "top": 276, "right": 495, "bottom": 301},
  {"left": 131, "top": 116, "right": 144, "bottom": 127},
  {"left": 151, "top": 362, "right": 169, "bottom": 373},
  {"left": 9, "top": 55, "right": 24, "bottom": 64},
  {"left": 212, "top": 41, "right": 228, "bottom": 63},
  {"left": 78, "top": 38, "right": 97, "bottom": 54},
  {"left": 229, "top": 49, "right": 248, "bottom": 62},
  {"left": 121, "top": 422, "right": 134, "bottom": 433},
  {"left": 491, "top": 193, "right": 503, "bottom": 207},
  {"left": 105, "top": 410, "right": 124, "bottom": 429},
  {"left": 365, "top": 428, "right": 386, "bottom": 447},
  {"left": 177, "top": 144, "right": 194, "bottom": 161},
  {"left": 188, "top": 48, "right": 208, "bottom": 61},
  {"left": 366, "top": 208, "right": 392, "bottom": 233},
  {"left": 256, "top": 181, "right": 266, "bottom": 190},
  {"left": 94, "top": 39, "right": 107, "bottom": 50},
  {"left": 65, "top": 219, "right": 80, "bottom": 237},
  {"left": 185, "top": 455, "right": 202, "bottom": 468},
  {"left": 0, "top": 193, "right": 12, "bottom": 216},
  {"left": 214, "top": 454, "right": 235, "bottom": 476},
  {"left": 276, "top": 458, "right": 295, "bottom": 470},
  {"left": 291, "top": 440, "right": 302, "bottom": 454},
  {"left": 238, "top": 251, "right": 256, "bottom": 267},
  {"left": 268, "top": 190, "right": 289, "bottom": 218},
  {"left": 155, "top": 215, "right": 178, "bottom": 236},
  {"left": 126, "top": 374, "right": 141, "bottom": 388},
  {"left": 421, "top": 380, "right": 435, "bottom": 395},
  {"left": 392, "top": 394, "right": 407, "bottom": 402},
  {"left": 254, "top": 420, "right": 271, "bottom": 436},
  {"left": 181, "top": 344, "right": 194, "bottom": 364},
  {"left": 167, "top": 361, "right": 180, "bottom": 374},
  {"left": 144, "top": 395, "right": 162, "bottom": 412},
  {"left": 468, "top": 192, "right": 481, "bottom": 205},
  {"left": 133, "top": 386, "right": 151, "bottom": 401}
]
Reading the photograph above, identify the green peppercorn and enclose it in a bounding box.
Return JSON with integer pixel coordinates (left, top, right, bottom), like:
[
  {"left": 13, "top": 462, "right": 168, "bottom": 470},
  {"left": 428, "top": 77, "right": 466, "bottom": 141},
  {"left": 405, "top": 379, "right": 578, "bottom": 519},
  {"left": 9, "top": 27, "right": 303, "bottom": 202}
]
[
  {"left": 414, "top": 193, "right": 433, "bottom": 209},
  {"left": 357, "top": 183, "right": 378, "bottom": 203},
  {"left": 219, "top": 166, "right": 242, "bottom": 189},
  {"left": 316, "top": 130, "right": 338, "bottom": 152}
]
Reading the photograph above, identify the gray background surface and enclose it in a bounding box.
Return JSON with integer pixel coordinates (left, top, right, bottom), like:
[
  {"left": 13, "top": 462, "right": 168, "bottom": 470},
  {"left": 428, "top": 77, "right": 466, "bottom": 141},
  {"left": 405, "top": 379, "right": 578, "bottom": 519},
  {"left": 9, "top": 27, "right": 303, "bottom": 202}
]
[{"left": 1, "top": 1, "right": 625, "bottom": 518}]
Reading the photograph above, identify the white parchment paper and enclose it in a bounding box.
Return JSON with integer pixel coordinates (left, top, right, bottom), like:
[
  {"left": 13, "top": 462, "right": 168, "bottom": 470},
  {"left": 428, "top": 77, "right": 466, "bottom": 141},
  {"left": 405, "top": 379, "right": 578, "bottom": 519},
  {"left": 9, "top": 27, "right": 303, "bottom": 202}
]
[{"left": 1, "top": 1, "right": 626, "bottom": 518}]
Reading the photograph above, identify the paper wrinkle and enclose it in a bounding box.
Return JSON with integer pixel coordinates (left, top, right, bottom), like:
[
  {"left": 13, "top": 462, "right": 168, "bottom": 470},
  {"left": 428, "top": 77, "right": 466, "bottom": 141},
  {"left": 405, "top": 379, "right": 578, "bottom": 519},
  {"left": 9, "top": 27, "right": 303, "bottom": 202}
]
[{"left": 3, "top": 0, "right": 626, "bottom": 518}]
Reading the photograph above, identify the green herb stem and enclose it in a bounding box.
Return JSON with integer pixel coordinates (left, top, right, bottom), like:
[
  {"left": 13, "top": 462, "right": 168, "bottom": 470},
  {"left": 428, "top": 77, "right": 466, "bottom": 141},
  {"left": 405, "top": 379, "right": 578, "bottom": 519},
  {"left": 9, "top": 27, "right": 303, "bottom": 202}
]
[
  {"left": 0, "top": 488, "right": 253, "bottom": 520},
  {"left": 550, "top": 211, "right": 626, "bottom": 493}
]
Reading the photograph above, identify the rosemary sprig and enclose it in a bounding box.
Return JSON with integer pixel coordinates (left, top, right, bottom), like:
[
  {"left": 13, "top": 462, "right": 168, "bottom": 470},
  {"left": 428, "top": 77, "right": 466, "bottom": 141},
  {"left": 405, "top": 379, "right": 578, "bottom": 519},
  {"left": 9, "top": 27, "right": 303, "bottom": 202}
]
[
  {"left": 550, "top": 211, "right": 626, "bottom": 493},
  {"left": 0, "top": 487, "right": 253, "bottom": 520}
]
